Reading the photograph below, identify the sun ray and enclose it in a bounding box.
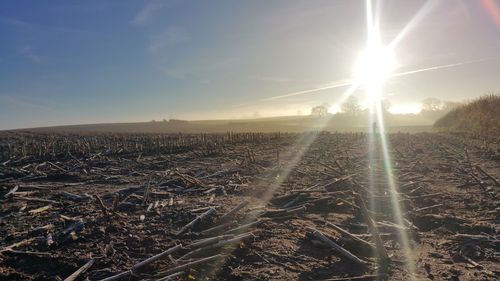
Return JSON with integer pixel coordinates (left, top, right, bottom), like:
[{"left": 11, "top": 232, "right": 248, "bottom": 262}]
[
  {"left": 261, "top": 55, "right": 499, "bottom": 102},
  {"left": 361, "top": 0, "right": 417, "bottom": 277},
  {"left": 200, "top": 78, "right": 363, "bottom": 276},
  {"left": 203, "top": 1, "right": 497, "bottom": 278},
  {"left": 387, "top": 0, "right": 436, "bottom": 51},
  {"left": 392, "top": 56, "right": 500, "bottom": 77},
  {"left": 480, "top": 0, "right": 500, "bottom": 27},
  {"left": 261, "top": 79, "right": 354, "bottom": 101}
]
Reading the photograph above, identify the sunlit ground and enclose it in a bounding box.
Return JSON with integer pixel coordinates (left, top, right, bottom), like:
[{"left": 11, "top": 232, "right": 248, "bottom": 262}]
[
  {"left": 255, "top": 0, "right": 419, "bottom": 276},
  {"left": 357, "top": 0, "right": 416, "bottom": 277},
  {"left": 198, "top": 0, "right": 499, "bottom": 278}
]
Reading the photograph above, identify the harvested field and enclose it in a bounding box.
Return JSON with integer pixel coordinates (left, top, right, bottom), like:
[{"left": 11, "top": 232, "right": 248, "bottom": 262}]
[{"left": 0, "top": 132, "right": 499, "bottom": 280}]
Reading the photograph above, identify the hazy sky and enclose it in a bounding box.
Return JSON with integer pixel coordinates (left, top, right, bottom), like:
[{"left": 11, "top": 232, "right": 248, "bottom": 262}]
[{"left": 1, "top": 0, "right": 499, "bottom": 129}]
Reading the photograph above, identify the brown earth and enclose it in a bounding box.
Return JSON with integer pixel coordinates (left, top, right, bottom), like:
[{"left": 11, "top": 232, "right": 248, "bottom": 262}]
[{"left": 0, "top": 132, "right": 498, "bottom": 281}]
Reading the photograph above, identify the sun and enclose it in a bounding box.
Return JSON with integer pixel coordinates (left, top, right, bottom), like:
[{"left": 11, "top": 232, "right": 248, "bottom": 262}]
[{"left": 354, "top": 41, "right": 397, "bottom": 102}]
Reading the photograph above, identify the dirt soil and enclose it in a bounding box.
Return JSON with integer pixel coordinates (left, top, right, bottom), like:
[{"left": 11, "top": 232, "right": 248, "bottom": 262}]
[{"left": 0, "top": 132, "right": 499, "bottom": 281}]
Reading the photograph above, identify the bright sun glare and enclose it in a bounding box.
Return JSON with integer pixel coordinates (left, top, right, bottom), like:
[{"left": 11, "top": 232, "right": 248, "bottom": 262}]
[{"left": 354, "top": 41, "right": 397, "bottom": 102}]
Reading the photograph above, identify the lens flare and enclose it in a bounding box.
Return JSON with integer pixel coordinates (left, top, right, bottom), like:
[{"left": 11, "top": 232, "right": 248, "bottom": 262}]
[
  {"left": 354, "top": 42, "right": 397, "bottom": 102},
  {"left": 363, "top": 0, "right": 416, "bottom": 278}
]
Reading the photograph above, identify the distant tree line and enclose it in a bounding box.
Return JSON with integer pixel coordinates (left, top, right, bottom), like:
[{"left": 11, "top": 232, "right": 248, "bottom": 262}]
[
  {"left": 420, "top": 97, "right": 462, "bottom": 112},
  {"left": 310, "top": 96, "right": 462, "bottom": 117},
  {"left": 150, "top": 119, "right": 188, "bottom": 123}
]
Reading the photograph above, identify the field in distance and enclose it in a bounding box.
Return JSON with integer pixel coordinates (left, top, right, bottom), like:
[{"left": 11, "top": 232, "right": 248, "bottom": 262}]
[{"left": 6, "top": 115, "right": 433, "bottom": 134}]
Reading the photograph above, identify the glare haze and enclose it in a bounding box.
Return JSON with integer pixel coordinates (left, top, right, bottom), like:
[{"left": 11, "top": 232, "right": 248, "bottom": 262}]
[{"left": 1, "top": 0, "right": 499, "bottom": 129}]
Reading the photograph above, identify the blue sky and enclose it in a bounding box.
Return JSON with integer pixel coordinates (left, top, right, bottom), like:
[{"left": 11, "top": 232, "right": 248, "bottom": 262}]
[{"left": 1, "top": 0, "right": 499, "bottom": 129}]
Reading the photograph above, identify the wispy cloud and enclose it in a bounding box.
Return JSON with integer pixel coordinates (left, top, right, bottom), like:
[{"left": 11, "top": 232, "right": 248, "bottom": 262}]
[
  {"left": 0, "top": 15, "right": 91, "bottom": 35},
  {"left": 149, "top": 26, "right": 190, "bottom": 53},
  {"left": 161, "top": 56, "right": 240, "bottom": 80},
  {"left": 2, "top": 15, "right": 92, "bottom": 65},
  {"left": 248, "top": 75, "right": 293, "bottom": 83},
  {"left": 162, "top": 67, "right": 188, "bottom": 79},
  {"left": 0, "top": 94, "right": 53, "bottom": 111},
  {"left": 0, "top": 16, "right": 33, "bottom": 29},
  {"left": 18, "top": 45, "right": 41, "bottom": 63},
  {"left": 132, "top": 0, "right": 170, "bottom": 25}
]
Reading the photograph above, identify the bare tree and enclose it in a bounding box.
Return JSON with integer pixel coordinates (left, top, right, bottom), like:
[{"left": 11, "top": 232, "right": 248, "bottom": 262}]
[
  {"left": 381, "top": 99, "right": 392, "bottom": 112},
  {"left": 311, "top": 103, "right": 330, "bottom": 117},
  {"left": 341, "top": 96, "right": 361, "bottom": 115},
  {"left": 421, "top": 98, "right": 442, "bottom": 111}
]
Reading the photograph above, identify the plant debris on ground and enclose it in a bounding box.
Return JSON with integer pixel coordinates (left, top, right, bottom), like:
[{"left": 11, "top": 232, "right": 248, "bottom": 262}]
[{"left": 0, "top": 132, "right": 499, "bottom": 280}]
